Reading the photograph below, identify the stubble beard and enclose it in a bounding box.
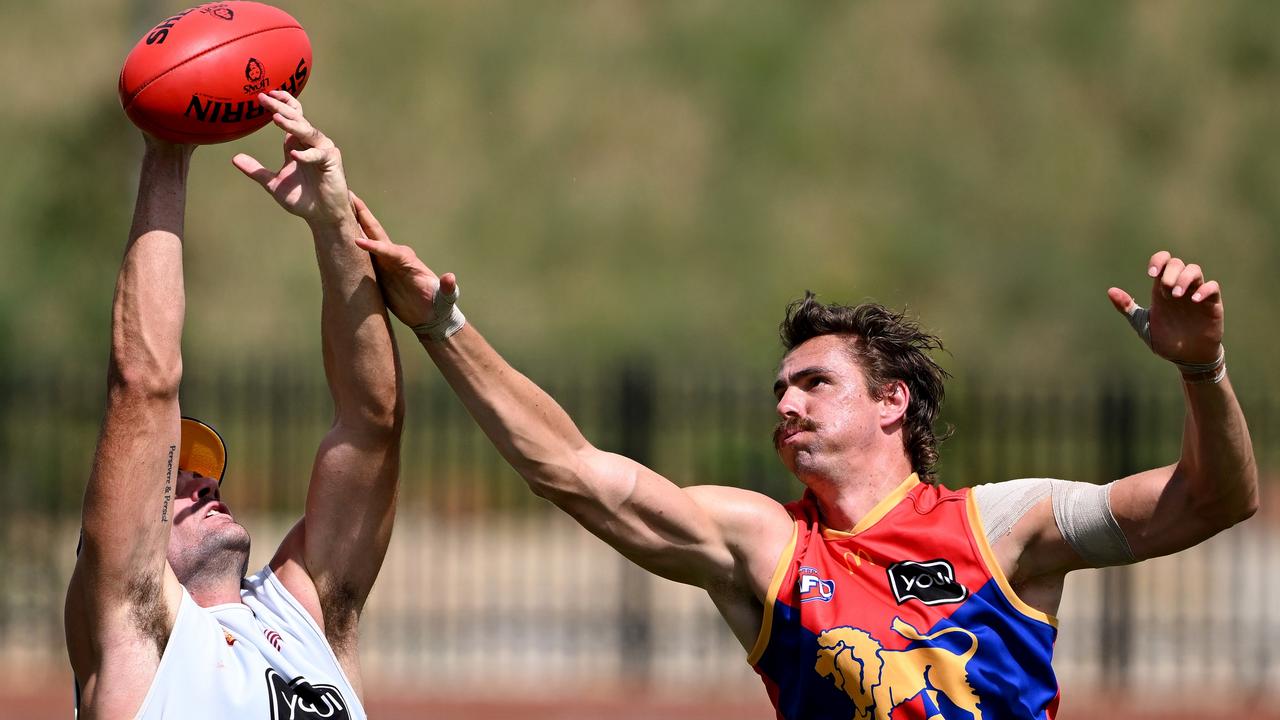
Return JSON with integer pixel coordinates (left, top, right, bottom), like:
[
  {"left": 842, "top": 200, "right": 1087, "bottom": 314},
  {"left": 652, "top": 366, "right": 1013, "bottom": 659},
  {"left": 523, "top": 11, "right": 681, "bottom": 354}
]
[{"left": 172, "top": 522, "right": 252, "bottom": 595}]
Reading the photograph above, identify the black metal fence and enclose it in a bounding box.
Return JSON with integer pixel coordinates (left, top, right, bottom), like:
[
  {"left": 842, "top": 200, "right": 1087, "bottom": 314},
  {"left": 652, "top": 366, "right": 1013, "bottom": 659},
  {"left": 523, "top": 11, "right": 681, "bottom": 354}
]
[{"left": 0, "top": 362, "right": 1276, "bottom": 702}]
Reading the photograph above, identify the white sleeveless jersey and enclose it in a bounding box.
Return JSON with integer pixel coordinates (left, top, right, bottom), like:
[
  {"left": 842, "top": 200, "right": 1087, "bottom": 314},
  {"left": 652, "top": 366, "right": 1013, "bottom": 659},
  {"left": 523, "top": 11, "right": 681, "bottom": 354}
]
[{"left": 131, "top": 566, "right": 365, "bottom": 720}]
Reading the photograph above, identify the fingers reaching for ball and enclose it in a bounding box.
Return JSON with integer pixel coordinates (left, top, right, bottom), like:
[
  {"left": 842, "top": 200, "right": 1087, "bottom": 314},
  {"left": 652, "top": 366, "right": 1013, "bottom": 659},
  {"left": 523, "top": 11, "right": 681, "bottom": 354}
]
[
  {"left": 231, "top": 153, "right": 273, "bottom": 190},
  {"left": 259, "top": 90, "right": 331, "bottom": 151},
  {"left": 230, "top": 93, "right": 352, "bottom": 225}
]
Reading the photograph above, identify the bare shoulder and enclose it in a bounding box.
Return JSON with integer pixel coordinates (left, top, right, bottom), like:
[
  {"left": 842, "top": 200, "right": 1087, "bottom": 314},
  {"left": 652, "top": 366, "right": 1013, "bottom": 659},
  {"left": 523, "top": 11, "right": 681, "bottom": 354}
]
[
  {"left": 683, "top": 485, "right": 794, "bottom": 594},
  {"left": 684, "top": 485, "right": 792, "bottom": 534},
  {"left": 682, "top": 485, "right": 794, "bottom": 650}
]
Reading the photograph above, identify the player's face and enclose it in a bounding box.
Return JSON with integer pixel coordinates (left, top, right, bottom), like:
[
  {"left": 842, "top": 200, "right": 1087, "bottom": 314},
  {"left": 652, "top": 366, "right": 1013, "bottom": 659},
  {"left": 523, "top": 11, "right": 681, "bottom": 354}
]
[
  {"left": 167, "top": 470, "right": 250, "bottom": 581},
  {"left": 773, "top": 334, "right": 884, "bottom": 480}
]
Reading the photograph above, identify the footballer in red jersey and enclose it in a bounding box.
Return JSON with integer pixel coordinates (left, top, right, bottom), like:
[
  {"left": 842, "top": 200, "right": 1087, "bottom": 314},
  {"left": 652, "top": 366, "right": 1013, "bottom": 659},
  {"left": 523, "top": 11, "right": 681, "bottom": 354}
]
[{"left": 362, "top": 243, "right": 1257, "bottom": 720}]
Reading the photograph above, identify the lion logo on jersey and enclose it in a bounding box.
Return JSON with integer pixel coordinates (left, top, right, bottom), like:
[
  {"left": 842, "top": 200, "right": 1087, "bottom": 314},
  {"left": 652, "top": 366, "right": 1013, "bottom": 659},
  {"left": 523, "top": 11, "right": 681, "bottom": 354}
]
[{"left": 814, "top": 617, "right": 982, "bottom": 720}]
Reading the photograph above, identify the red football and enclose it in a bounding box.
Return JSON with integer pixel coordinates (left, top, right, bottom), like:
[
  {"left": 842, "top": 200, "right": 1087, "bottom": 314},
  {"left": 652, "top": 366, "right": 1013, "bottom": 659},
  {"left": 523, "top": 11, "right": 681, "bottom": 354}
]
[{"left": 119, "top": 2, "right": 312, "bottom": 144}]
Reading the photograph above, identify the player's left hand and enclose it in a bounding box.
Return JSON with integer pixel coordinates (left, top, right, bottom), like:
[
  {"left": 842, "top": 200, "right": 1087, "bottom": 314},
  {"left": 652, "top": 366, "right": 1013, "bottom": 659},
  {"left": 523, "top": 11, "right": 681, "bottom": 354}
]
[
  {"left": 1107, "top": 250, "right": 1223, "bottom": 365},
  {"left": 231, "top": 90, "right": 351, "bottom": 226}
]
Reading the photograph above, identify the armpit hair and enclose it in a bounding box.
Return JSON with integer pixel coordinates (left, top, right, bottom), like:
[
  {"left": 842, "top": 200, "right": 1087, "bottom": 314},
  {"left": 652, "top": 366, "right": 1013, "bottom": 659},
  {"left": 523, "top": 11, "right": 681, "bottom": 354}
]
[
  {"left": 127, "top": 573, "right": 169, "bottom": 659},
  {"left": 319, "top": 580, "right": 363, "bottom": 657}
]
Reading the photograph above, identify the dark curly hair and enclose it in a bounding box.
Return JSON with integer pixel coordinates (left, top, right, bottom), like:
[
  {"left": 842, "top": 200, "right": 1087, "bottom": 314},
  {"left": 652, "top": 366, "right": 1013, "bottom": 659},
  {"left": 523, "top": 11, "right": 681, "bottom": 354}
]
[{"left": 779, "top": 293, "right": 951, "bottom": 484}]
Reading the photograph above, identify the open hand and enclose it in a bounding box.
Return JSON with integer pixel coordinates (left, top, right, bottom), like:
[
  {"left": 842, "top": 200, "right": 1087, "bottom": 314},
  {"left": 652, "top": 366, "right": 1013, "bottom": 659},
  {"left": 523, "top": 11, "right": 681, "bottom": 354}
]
[
  {"left": 1108, "top": 250, "right": 1223, "bottom": 365},
  {"left": 231, "top": 90, "right": 350, "bottom": 226}
]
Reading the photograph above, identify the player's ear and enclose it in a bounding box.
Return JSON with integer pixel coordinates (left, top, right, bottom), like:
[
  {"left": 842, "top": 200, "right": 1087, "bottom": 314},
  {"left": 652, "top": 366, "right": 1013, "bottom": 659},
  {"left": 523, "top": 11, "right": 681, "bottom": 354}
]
[{"left": 879, "top": 380, "right": 909, "bottom": 429}]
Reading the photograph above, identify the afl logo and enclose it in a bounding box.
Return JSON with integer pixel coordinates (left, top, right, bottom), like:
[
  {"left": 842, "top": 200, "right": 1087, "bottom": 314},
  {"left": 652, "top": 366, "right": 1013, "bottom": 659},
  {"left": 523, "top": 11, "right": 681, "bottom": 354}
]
[
  {"left": 243, "top": 58, "right": 270, "bottom": 94},
  {"left": 797, "top": 566, "right": 835, "bottom": 603}
]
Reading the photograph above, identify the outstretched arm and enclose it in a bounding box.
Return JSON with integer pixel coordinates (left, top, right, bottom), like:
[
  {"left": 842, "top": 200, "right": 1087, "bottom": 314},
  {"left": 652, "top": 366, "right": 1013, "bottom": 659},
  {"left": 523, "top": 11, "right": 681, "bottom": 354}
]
[
  {"left": 233, "top": 91, "right": 403, "bottom": 674},
  {"left": 349, "top": 223, "right": 793, "bottom": 648},
  {"left": 65, "top": 138, "right": 192, "bottom": 706},
  {"left": 1016, "top": 251, "right": 1258, "bottom": 581}
]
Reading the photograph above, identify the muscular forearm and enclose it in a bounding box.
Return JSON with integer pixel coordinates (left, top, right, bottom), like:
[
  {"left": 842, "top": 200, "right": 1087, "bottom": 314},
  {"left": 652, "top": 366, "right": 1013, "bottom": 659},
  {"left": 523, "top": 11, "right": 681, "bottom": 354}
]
[
  {"left": 110, "top": 145, "right": 190, "bottom": 392},
  {"left": 1178, "top": 374, "right": 1258, "bottom": 525},
  {"left": 423, "top": 325, "right": 593, "bottom": 491},
  {"left": 311, "top": 217, "right": 402, "bottom": 431}
]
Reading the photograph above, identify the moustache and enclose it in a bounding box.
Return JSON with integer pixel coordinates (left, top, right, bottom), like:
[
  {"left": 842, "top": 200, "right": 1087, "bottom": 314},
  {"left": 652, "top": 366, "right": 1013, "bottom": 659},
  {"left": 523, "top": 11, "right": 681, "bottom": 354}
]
[{"left": 773, "top": 417, "right": 819, "bottom": 450}]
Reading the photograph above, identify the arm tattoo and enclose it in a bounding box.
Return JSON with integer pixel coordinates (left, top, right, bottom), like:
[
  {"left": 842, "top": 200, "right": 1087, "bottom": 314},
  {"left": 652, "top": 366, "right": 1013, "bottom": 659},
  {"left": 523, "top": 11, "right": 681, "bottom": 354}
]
[{"left": 161, "top": 444, "right": 175, "bottom": 522}]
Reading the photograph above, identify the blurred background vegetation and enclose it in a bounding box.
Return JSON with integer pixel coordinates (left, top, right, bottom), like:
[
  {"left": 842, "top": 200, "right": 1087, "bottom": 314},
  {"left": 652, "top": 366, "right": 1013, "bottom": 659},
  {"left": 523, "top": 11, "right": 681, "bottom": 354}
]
[{"left": 3, "top": 0, "right": 1279, "bottom": 392}]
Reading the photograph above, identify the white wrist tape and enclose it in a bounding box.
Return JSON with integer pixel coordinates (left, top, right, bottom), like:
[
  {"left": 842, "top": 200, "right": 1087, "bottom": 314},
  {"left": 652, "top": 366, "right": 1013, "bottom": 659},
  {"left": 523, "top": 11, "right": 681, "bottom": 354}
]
[
  {"left": 1123, "top": 302, "right": 1154, "bottom": 349},
  {"left": 411, "top": 284, "right": 466, "bottom": 342}
]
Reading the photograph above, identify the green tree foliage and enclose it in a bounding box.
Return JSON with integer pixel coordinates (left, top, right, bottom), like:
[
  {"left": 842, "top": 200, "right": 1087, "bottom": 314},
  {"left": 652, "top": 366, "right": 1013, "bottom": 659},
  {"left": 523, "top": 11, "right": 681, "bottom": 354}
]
[{"left": 1, "top": 1, "right": 1277, "bottom": 385}]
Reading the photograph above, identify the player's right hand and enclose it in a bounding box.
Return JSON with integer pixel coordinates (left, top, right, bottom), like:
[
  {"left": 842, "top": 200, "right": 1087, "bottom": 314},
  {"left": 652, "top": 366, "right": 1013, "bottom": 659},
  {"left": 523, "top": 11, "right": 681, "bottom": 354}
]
[
  {"left": 1107, "top": 250, "right": 1223, "bottom": 366},
  {"left": 231, "top": 90, "right": 351, "bottom": 226},
  {"left": 350, "top": 193, "right": 459, "bottom": 333}
]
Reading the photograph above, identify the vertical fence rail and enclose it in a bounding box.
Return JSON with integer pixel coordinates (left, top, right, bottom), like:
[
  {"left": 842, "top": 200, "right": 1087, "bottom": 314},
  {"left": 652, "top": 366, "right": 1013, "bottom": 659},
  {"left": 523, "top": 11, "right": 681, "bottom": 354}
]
[
  {"left": 616, "top": 362, "right": 655, "bottom": 687},
  {"left": 1099, "top": 385, "right": 1136, "bottom": 691}
]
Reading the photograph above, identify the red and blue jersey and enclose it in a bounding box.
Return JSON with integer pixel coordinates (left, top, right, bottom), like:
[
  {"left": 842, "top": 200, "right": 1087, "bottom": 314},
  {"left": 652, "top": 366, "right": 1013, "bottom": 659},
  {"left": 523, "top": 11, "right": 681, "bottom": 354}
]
[{"left": 749, "top": 474, "right": 1059, "bottom": 720}]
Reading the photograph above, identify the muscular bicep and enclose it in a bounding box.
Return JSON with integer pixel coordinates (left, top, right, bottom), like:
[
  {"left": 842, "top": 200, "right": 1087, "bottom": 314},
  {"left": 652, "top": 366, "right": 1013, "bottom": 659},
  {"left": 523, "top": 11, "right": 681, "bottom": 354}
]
[
  {"left": 80, "top": 402, "right": 180, "bottom": 574},
  {"left": 271, "top": 425, "right": 401, "bottom": 631},
  {"left": 1004, "top": 468, "right": 1225, "bottom": 585},
  {"left": 1108, "top": 464, "right": 1230, "bottom": 561},
  {"left": 68, "top": 396, "right": 185, "bottom": 684},
  {"left": 544, "top": 449, "right": 791, "bottom": 591}
]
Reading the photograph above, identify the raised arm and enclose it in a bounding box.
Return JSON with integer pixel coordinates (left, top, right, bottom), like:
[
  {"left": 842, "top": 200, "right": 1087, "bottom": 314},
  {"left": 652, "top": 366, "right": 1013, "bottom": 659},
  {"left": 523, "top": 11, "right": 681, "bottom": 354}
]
[
  {"left": 349, "top": 223, "right": 793, "bottom": 648},
  {"left": 232, "top": 91, "right": 403, "bottom": 670},
  {"left": 65, "top": 138, "right": 192, "bottom": 705},
  {"left": 1103, "top": 252, "right": 1258, "bottom": 559},
  {"left": 1013, "top": 251, "right": 1258, "bottom": 584}
]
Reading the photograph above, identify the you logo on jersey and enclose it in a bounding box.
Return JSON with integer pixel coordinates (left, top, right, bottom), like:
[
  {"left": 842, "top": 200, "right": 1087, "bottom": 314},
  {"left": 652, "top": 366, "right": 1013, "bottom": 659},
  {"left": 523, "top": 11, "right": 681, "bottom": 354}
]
[
  {"left": 265, "top": 669, "right": 350, "bottom": 720},
  {"left": 887, "top": 559, "right": 968, "bottom": 606}
]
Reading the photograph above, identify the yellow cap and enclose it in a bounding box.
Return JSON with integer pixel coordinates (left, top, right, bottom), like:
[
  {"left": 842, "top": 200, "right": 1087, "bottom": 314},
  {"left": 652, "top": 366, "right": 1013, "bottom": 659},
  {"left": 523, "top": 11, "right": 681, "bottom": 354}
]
[{"left": 179, "top": 417, "right": 227, "bottom": 483}]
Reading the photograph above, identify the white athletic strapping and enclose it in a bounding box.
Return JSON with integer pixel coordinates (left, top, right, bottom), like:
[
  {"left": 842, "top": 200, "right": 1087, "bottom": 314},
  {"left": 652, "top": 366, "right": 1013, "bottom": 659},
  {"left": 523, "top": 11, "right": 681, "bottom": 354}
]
[
  {"left": 411, "top": 282, "right": 465, "bottom": 342},
  {"left": 975, "top": 478, "right": 1135, "bottom": 567}
]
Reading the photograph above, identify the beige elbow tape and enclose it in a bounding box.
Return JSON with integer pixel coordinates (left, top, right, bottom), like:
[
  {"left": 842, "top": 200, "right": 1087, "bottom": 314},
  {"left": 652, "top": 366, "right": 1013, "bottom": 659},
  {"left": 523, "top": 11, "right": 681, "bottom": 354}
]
[
  {"left": 974, "top": 478, "right": 1136, "bottom": 567},
  {"left": 1051, "top": 480, "right": 1135, "bottom": 567}
]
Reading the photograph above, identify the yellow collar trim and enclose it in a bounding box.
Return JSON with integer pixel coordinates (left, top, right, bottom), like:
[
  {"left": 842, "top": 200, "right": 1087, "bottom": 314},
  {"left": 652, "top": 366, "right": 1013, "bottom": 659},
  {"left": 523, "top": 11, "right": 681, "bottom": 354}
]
[{"left": 820, "top": 473, "right": 921, "bottom": 538}]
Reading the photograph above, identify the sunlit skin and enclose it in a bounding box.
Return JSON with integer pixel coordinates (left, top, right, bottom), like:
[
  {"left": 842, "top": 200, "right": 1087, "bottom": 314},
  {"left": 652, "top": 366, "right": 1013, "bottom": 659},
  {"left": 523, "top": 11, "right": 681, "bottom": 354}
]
[
  {"left": 166, "top": 470, "right": 251, "bottom": 597},
  {"left": 349, "top": 223, "right": 1260, "bottom": 695},
  {"left": 65, "top": 88, "right": 405, "bottom": 718},
  {"left": 772, "top": 334, "right": 913, "bottom": 529}
]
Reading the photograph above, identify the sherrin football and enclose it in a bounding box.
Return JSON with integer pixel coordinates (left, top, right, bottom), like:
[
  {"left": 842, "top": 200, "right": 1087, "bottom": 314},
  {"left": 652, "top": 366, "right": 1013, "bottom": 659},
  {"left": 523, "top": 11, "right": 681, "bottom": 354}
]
[{"left": 119, "top": 2, "right": 311, "bottom": 144}]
